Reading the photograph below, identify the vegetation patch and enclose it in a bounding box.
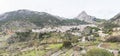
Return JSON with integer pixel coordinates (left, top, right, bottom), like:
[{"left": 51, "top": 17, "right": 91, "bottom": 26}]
[{"left": 86, "top": 48, "right": 114, "bottom": 56}]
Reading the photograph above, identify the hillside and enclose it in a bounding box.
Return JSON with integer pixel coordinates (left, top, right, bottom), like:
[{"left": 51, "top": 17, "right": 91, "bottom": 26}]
[
  {"left": 0, "top": 20, "right": 36, "bottom": 31},
  {"left": 110, "top": 12, "right": 120, "bottom": 25},
  {"left": 0, "top": 9, "right": 63, "bottom": 27}
]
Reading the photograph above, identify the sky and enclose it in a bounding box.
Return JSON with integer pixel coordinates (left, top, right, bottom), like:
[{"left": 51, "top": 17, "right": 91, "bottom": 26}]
[{"left": 0, "top": 0, "right": 120, "bottom": 19}]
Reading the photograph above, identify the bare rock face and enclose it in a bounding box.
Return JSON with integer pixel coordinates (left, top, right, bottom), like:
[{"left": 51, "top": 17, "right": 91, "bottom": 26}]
[{"left": 76, "top": 11, "right": 97, "bottom": 23}]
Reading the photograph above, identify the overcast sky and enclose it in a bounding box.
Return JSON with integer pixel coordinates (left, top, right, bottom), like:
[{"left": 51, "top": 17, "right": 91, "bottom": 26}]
[{"left": 0, "top": 0, "right": 120, "bottom": 19}]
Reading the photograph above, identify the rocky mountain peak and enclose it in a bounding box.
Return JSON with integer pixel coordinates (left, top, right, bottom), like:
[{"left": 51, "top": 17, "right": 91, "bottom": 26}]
[
  {"left": 77, "top": 11, "right": 88, "bottom": 18},
  {"left": 78, "top": 11, "right": 87, "bottom": 16},
  {"left": 76, "top": 11, "right": 97, "bottom": 23}
]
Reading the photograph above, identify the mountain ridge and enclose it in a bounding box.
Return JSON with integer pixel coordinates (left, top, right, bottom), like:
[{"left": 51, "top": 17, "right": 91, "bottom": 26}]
[
  {"left": 110, "top": 12, "right": 120, "bottom": 25},
  {"left": 0, "top": 9, "right": 89, "bottom": 31}
]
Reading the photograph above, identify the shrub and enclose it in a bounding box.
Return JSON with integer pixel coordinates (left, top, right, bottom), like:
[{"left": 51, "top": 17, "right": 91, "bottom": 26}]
[
  {"left": 86, "top": 48, "right": 113, "bottom": 56},
  {"left": 106, "top": 36, "right": 120, "bottom": 42},
  {"left": 62, "top": 40, "right": 72, "bottom": 48}
]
